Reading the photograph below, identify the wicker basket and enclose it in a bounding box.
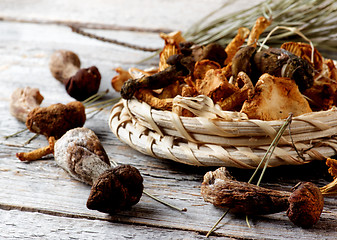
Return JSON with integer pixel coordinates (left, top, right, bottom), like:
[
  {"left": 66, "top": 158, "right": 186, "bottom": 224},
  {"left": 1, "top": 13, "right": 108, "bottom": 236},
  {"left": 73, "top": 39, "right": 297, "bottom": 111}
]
[{"left": 109, "top": 95, "right": 337, "bottom": 169}]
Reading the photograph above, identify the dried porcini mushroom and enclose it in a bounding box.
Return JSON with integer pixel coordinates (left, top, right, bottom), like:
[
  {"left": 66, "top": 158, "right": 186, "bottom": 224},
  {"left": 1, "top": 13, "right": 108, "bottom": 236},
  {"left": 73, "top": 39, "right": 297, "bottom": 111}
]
[
  {"left": 231, "top": 45, "right": 256, "bottom": 82},
  {"left": 232, "top": 46, "right": 315, "bottom": 91},
  {"left": 49, "top": 50, "right": 101, "bottom": 101},
  {"left": 64, "top": 66, "right": 101, "bottom": 101},
  {"left": 54, "top": 127, "right": 144, "bottom": 213},
  {"left": 87, "top": 165, "right": 143, "bottom": 213},
  {"left": 201, "top": 167, "right": 289, "bottom": 215},
  {"left": 54, "top": 127, "right": 110, "bottom": 185},
  {"left": 280, "top": 42, "right": 324, "bottom": 74},
  {"left": 287, "top": 182, "right": 324, "bottom": 228},
  {"left": 196, "top": 43, "right": 227, "bottom": 67},
  {"left": 253, "top": 48, "right": 314, "bottom": 92},
  {"left": 201, "top": 167, "right": 324, "bottom": 228},
  {"left": 9, "top": 87, "right": 44, "bottom": 122},
  {"left": 26, "top": 101, "right": 86, "bottom": 139}
]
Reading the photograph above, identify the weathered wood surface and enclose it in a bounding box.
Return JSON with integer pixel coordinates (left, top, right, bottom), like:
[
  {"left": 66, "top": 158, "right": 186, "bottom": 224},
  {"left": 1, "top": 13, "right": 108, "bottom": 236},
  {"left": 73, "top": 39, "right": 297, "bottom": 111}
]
[{"left": 0, "top": 1, "right": 337, "bottom": 239}]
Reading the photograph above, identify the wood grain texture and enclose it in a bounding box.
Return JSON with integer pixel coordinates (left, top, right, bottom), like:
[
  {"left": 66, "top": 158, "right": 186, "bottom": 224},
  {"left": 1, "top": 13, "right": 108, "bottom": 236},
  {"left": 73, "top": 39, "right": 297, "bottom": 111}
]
[{"left": 0, "top": 1, "right": 336, "bottom": 239}]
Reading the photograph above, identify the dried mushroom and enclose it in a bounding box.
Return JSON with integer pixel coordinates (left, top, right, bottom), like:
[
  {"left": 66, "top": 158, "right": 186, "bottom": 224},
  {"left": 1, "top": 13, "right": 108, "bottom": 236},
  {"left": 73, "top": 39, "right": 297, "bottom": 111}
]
[
  {"left": 114, "top": 16, "right": 337, "bottom": 121},
  {"left": 232, "top": 46, "right": 315, "bottom": 91},
  {"left": 87, "top": 165, "right": 143, "bottom": 213},
  {"left": 10, "top": 87, "right": 44, "bottom": 123},
  {"left": 121, "top": 54, "right": 192, "bottom": 100},
  {"left": 224, "top": 27, "right": 250, "bottom": 65},
  {"left": 49, "top": 50, "right": 101, "bottom": 101},
  {"left": 280, "top": 42, "right": 324, "bottom": 75},
  {"left": 64, "top": 66, "right": 101, "bottom": 101},
  {"left": 218, "top": 71, "right": 254, "bottom": 111},
  {"left": 54, "top": 127, "right": 110, "bottom": 185},
  {"left": 54, "top": 127, "right": 143, "bottom": 213},
  {"left": 111, "top": 67, "right": 132, "bottom": 92},
  {"left": 49, "top": 50, "right": 81, "bottom": 83},
  {"left": 253, "top": 48, "right": 314, "bottom": 91},
  {"left": 17, "top": 136, "right": 55, "bottom": 161},
  {"left": 240, "top": 73, "right": 312, "bottom": 120},
  {"left": 195, "top": 68, "right": 237, "bottom": 103},
  {"left": 201, "top": 167, "right": 324, "bottom": 228},
  {"left": 287, "top": 182, "right": 324, "bottom": 228},
  {"left": 303, "top": 59, "right": 337, "bottom": 111},
  {"left": 26, "top": 101, "right": 86, "bottom": 139}
]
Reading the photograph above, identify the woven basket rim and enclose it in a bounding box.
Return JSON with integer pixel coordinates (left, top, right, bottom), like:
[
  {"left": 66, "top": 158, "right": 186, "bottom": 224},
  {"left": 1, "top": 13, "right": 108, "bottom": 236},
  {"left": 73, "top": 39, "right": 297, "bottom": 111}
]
[{"left": 109, "top": 96, "right": 337, "bottom": 168}]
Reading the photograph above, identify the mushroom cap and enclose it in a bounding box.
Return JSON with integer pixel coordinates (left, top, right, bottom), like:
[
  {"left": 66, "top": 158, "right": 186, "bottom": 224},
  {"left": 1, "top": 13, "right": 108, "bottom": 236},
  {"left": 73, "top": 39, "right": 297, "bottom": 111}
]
[
  {"left": 287, "top": 182, "right": 324, "bottom": 228},
  {"left": 87, "top": 164, "right": 144, "bottom": 213},
  {"left": 64, "top": 66, "right": 101, "bottom": 101}
]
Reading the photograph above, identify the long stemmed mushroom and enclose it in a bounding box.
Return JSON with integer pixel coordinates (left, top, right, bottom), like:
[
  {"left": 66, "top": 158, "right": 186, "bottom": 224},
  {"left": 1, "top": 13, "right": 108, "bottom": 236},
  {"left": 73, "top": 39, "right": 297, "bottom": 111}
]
[
  {"left": 18, "top": 127, "right": 186, "bottom": 213},
  {"left": 201, "top": 167, "right": 324, "bottom": 228}
]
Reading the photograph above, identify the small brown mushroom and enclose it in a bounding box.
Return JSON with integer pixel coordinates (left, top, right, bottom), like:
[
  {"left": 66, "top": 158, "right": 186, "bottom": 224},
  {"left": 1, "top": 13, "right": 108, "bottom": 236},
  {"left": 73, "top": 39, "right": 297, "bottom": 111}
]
[
  {"left": 201, "top": 167, "right": 324, "bottom": 228},
  {"left": 287, "top": 182, "right": 324, "bottom": 228},
  {"left": 26, "top": 101, "right": 86, "bottom": 139},
  {"left": 87, "top": 165, "right": 143, "bottom": 213},
  {"left": 54, "top": 127, "right": 143, "bottom": 213},
  {"left": 49, "top": 50, "right": 101, "bottom": 101}
]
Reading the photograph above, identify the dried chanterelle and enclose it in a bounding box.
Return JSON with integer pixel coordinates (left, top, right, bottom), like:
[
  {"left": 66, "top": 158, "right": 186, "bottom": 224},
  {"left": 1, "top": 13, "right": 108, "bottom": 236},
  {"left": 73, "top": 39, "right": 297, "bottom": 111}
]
[
  {"left": 201, "top": 167, "right": 324, "bottom": 228},
  {"left": 54, "top": 127, "right": 143, "bottom": 213},
  {"left": 49, "top": 50, "right": 101, "bottom": 101}
]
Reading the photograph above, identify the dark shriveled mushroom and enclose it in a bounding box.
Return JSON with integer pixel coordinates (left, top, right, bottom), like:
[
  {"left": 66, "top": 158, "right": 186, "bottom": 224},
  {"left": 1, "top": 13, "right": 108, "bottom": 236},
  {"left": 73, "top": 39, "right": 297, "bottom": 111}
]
[
  {"left": 87, "top": 165, "right": 143, "bottom": 212},
  {"left": 54, "top": 127, "right": 143, "bottom": 213},
  {"left": 49, "top": 50, "right": 101, "bottom": 101},
  {"left": 232, "top": 46, "right": 314, "bottom": 92},
  {"left": 201, "top": 167, "right": 324, "bottom": 228}
]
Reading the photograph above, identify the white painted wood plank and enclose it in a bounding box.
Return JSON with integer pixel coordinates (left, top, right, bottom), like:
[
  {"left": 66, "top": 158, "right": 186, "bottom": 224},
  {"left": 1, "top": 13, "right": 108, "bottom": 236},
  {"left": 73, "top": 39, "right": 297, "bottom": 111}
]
[
  {"left": 0, "top": 0, "right": 336, "bottom": 238},
  {"left": 0, "top": 209, "right": 213, "bottom": 240}
]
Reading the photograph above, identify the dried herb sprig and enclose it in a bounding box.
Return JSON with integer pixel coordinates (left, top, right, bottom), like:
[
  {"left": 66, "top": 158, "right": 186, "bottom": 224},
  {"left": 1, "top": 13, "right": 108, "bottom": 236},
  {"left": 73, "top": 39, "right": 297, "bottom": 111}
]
[
  {"left": 248, "top": 114, "right": 293, "bottom": 186},
  {"left": 184, "top": 0, "right": 337, "bottom": 58}
]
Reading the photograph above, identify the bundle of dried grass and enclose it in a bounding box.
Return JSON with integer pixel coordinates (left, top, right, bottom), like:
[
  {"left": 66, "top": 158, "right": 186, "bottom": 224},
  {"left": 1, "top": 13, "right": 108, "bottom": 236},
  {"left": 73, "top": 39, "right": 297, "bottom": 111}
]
[{"left": 184, "top": 0, "right": 337, "bottom": 58}]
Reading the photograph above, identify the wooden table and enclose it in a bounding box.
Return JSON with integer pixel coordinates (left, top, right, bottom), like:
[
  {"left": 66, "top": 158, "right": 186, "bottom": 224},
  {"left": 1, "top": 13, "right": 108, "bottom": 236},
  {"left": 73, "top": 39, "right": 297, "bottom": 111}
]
[{"left": 0, "top": 1, "right": 336, "bottom": 239}]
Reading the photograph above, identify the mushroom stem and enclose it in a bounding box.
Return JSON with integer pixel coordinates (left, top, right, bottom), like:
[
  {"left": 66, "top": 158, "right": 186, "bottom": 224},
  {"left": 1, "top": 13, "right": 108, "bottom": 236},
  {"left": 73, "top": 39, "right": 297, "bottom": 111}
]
[
  {"left": 201, "top": 167, "right": 324, "bottom": 228},
  {"left": 16, "top": 136, "right": 55, "bottom": 161},
  {"left": 202, "top": 167, "right": 290, "bottom": 215},
  {"left": 53, "top": 127, "right": 186, "bottom": 213}
]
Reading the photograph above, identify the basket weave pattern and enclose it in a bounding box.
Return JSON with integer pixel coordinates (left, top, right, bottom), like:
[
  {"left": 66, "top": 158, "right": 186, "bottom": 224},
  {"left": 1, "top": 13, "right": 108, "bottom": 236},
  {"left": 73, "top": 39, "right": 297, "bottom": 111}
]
[{"left": 109, "top": 95, "right": 337, "bottom": 168}]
